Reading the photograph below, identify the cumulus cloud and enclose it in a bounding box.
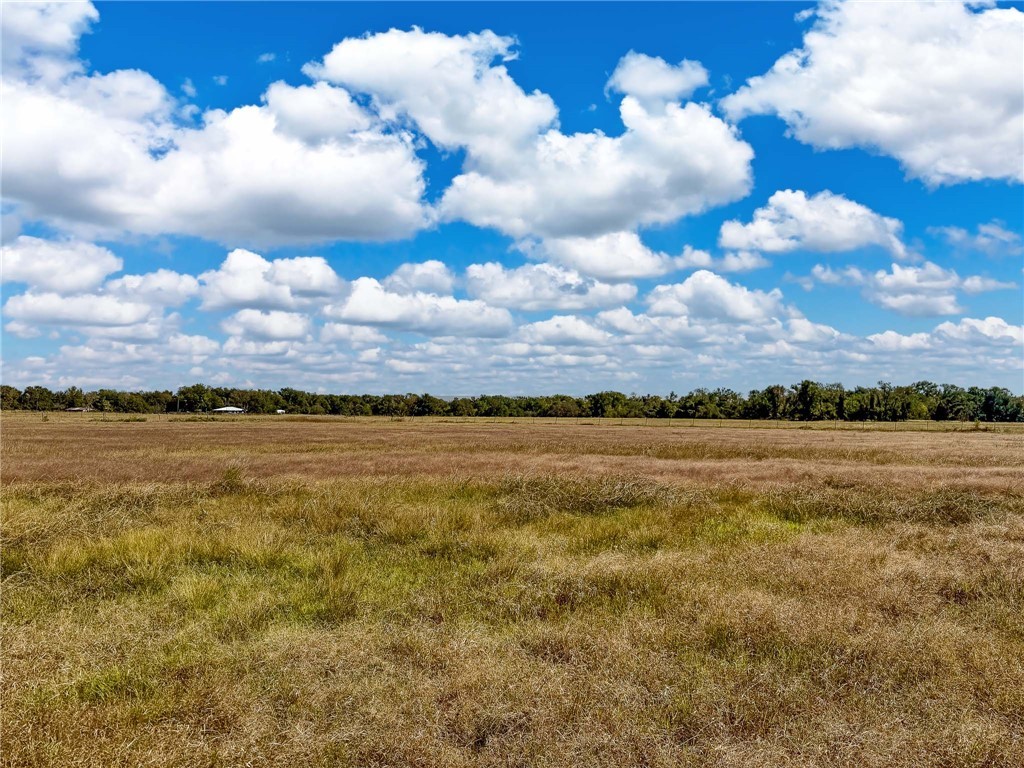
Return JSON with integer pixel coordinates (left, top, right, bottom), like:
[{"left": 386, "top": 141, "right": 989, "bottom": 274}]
[
  {"left": 719, "top": 190, "right": 906, "bottom": 258},
  {"left": 262, "top": 80, "right": 372, "bottom": 143},
  {"left": 198, "top": 249, "right": 345, "bottom": 310},
  {"left": 465, "top": 262, "right": 636, "bottom": 311},
  {"left": 606, "top": 51, "right": 709, "bottom": 105},
  {"left": 721, "top": 1, "right": 1024, "bottom": 184},
  {"left": 306, "top": 30, "right": 753, "bottom": 240},
  {"left": 716, "top": 251, "right": 771, "bottom": 273},
  {"left": 325, "top": 277, "right": 513, "bottom": 337},
  {"left": 2, "top": 8, "right": 428, "bottom": 246},
  {"left": 5, "top": 15, "right": 753, "bottom": 253},
  {"left": 320, "top": 323, "right": 388, "bottom": 346},
  {"left": 307, "top": 28, "right": 558, "bottom": 165},
  {"left": 647, "top": 270, "right": 788, "bottom": 322},
  {"left": 222, "top": 309, "right": 311, "bottom": 340},
  {"left": 525, "top": 232, "right": 713, "bottom": 280},
  {"left": 439, "top": 96, "right": 753, "bottom": 239},
  {"left": 383, "top": 260, "right": 456, "bottom": 295},
  {"left": 934, "top": 316, "right": 1024, "bottom": 345},
  {"left": 1, "top": 236, "right": 122, "bottom": 293},
  {"left": 3, "top": 291, "right": 153, "bottom": 327},
  {"left": 867, "top": 330, "right": 932, "bottom": 352},
  {"left": 808, "top": 261, "right": 1015, "bottom": 316},
  {"left": 519, "top": 315, "right": 611, "bottom": 346},
  {"left": 1, "top": 0, "right": 98, "bottom": 80},
  {"left": 105, "top": 269, "right": 199, "bottom": 306}
]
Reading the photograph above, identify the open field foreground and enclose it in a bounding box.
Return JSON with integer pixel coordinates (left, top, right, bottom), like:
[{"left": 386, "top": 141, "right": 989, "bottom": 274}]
[{"left": 2, "top": 414, "right": 1023, "bottom": 767}]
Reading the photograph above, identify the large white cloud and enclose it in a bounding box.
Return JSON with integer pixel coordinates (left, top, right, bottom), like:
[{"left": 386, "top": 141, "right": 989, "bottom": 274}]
[
  {"left": 307, "top": 32, "right": 753, "bottom": 240},
  {"left": 307, "top": 28, "right": 558, "bottom": 166},
  {"left": 465, "top": 262, "right": 636, "bottom": 311},
  {"left": 1, "top": 7, "right": 428, "bottom": 246},
  {"left": 3, "top": 78, "right": 428, "bottom": 244},
  {"left": 934, "top": 316, "right": 1024, "bottom": 346},
  {"left": 721, "top": 1, "right": 1024, "bottom": 185},
  {"left": 647, "top": 270, "right": 788, "bottom": 322},
  {"left": 325, "top": 277, "right": 513, "bottom": 337},
  {"left": 719, "top": 189, "right": 906, "bottom": 258},
  {"left": 439, "top": 95, "right": 754, "bottom": 239},
  {"left": 1, "top": 236, "right": 122, "bottom": 293},
  {"left": 198, "top": 249, "right": 345, "bottom": 310},
  {"left": 1, "top": 1, "right": 98, "bottom": 80}
]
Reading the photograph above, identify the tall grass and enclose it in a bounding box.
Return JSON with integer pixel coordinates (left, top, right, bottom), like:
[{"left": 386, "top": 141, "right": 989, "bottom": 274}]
[{"left": 2, "top": 420, "right": 1023, "bottom": 766}]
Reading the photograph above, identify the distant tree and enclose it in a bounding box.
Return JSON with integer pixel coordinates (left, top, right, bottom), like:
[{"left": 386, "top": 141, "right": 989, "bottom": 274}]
[
  {"left": 19, "top": 386, "right": 55, "bottom": 411},
  {"left": 0, "top": 385, "right": 22, "bottom": 411}
]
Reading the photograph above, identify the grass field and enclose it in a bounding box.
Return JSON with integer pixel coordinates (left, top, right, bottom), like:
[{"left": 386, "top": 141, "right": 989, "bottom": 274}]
[{"left": 3, "top": 413, "right": 1023, "bottom": 766}]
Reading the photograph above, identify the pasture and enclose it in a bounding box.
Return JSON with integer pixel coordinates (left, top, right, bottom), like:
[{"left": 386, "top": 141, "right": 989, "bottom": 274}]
[{"left": 2, "top": 413, "right": 1023, "bottom": 766}]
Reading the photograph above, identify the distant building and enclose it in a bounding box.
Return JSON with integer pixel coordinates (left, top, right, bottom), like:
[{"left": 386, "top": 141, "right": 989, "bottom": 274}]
[
  {"left": 65, "top": 407, "right": 94, "bottom": 412},
  {"left": 212, "top": 406, "right": 245, "bottom": 413},
  {"left": 275, "top": 409, "right": 286, "bottom": 414}
]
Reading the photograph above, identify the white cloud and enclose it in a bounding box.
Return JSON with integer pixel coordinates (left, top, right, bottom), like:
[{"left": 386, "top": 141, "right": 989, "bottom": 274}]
[
  {"left": 867, "top": 330, "right": 932, "bottom": 352},
  {"left": 439, "top": 96, "right": 753, "bottom": 239},
  {"left": 222, "top": 309, "right": 311, "bottom": 340},
  {"left": 383, "top": 260, "right": 456, "bottom": 295},
  {"left": 787, "top": 317, "right": 842, "bottom": 344},
  {"left": 105, "top": 269, "right": 199, "bottom": 306},
  {"left": 1, "top": 0, "right": 98, "bottom": 80},
  {"left": 929, "top": 220, "right": 1023, "bottom": 256},
  {"left": 306, "top": 28, "right": 558, "bottom": 165},
  {"left": 527, "top": 232, "right": 712, "bottom": 280},
  {"left": 182, "top": 78, "right": 196, "bottom": 98},
  {"left": 3, "top": 291, "right": 153, "bottom": 327},
  {"left": 1, "top": 236, "right": 122, "bottom": 293},
  {"left": 808, "top": 261, "right": 1015, "bottom": 316},
  {"left": 717, "top": 251, "right": 770, "bottom": 273},
  {"left": 213, "top": 75, "right": 228, "bottom": 86},
  {"left": 465, "top": 262, "right": 636, "bottom": 311},
  {"left": 167, "top": 332, "right": 220, "bottom": 358},
  {"left": 606, "top": 51, "right": 709, "bottom": 105},
  {"left": 647, "top": 270, "right": 787, "bottom": 322},
  {"left": 262, "top": 80, "right": 372, "bottom": 144},
  {"left": 2, "top": 11, "right": 429, "bottom": 246},
  {"left": 320, "top": 323, "right": 388, "bottom": 346},
  {"left": 257, "top": 52, "right": 276, "bottom": 63},
  {"left": 719, "top": 190, "right": 906, "bottom": 258},
  {"left": 721, "top": 1, "right": 1024, "bottom": 185},
  {"left": 519, "top": 315, "right": 611, "bottom": 346},
  {"left": 326, "top": 277, "right": 512, "bottom": 337},
  {"left": 386, "top": 359, "right": 428, "bottom": 374},
  {"left": 934, "top": 316, "right": 1023, "bottom": 345},
  {"left": 198, "top": 249, "right": 345, "bottom": 310},
  {"left": 305, "top": 30, "right": 752, "bottom": 240}
]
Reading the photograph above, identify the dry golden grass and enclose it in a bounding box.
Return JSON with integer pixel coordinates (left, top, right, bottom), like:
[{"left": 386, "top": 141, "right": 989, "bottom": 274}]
[{"left": 2, "top": 413, "right": 1023, "bottom": 766}]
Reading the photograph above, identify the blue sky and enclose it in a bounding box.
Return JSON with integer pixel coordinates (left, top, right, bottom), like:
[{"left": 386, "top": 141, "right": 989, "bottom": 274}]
[{"left": 2, "top": 1, "right": 1022, "bottom": 394}]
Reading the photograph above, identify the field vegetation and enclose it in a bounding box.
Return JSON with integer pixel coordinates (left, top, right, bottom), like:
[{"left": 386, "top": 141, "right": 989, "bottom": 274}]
[
  {"left": 2, "top": 413, "right": 1023, "bottom": 766},
  {"left": 4, "top": 379, "right": 1023, "bottom": 422}
]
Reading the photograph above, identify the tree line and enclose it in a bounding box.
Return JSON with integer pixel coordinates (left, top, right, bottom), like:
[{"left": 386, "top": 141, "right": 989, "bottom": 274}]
[{"left": 2, "top": 381, "right": 1022, "bottom": 422}]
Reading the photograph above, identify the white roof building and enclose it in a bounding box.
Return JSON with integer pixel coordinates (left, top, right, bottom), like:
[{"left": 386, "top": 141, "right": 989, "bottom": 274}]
[{"left": 212, "top": 406, "right": 245, "bottom": 413}]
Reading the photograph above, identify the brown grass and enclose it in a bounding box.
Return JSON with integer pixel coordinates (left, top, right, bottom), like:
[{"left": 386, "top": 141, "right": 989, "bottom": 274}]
[{"left": 2, "top": 413, "right": 1023, "bottom": 766}]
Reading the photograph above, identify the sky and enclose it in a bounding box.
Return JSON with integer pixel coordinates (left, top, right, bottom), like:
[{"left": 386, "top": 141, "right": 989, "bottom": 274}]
[{"left": 1, "top": 0, "right": 1022, "bottom": 395}]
